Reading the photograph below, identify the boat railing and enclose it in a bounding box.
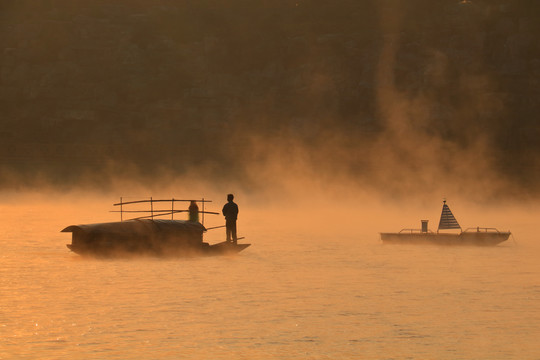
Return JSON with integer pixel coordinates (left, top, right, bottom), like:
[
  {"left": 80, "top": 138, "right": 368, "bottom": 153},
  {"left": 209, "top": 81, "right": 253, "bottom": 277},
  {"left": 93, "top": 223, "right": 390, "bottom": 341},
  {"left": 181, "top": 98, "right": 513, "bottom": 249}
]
[
  {"left": 398, "top": 228, "right": 434, "bottom": 234},
  {"left": 111, "top": 197, "right": 219, "bottom": 224},
  {"left": 462, "top": 227, "right": 505, "bottom": 233}
]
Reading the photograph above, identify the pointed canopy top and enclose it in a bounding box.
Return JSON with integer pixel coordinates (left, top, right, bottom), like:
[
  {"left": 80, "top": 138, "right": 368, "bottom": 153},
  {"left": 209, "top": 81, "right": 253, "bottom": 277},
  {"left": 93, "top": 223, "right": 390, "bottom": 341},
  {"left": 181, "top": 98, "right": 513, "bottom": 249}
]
[{"left": 438, "top": 200, "right": 461, "bottom": 231}]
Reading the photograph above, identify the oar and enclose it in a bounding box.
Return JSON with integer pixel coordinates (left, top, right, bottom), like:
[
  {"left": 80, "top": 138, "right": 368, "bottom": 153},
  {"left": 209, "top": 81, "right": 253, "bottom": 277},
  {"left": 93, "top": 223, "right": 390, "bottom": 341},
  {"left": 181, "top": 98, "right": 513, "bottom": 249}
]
[{"left": 206, "top": 225, "right": 226, "bottom": 230}]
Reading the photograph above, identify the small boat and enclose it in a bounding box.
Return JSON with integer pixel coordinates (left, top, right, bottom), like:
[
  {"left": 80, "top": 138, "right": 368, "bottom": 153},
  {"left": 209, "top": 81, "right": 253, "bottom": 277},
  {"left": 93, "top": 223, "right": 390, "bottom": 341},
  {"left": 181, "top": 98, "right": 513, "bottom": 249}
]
[
  {"left": 380, "top": 200, "right": 511, "bottom": 246},
  {"left": 62, "top": 198, "right": 250, "bottom": 257}
]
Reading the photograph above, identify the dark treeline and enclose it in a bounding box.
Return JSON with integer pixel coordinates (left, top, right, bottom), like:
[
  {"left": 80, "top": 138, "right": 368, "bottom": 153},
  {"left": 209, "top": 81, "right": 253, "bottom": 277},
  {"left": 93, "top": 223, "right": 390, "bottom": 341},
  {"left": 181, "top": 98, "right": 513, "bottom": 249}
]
[{"left": 0, "top": 0, "right": 539, "bottom": 193}]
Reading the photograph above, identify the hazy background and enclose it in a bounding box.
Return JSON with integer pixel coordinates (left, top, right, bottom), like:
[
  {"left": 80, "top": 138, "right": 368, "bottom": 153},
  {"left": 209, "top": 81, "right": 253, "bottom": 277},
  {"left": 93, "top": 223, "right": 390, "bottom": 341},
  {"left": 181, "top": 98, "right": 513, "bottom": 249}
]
[
  {"left": 2, "top": 3, "right": 540, "bottom": 358},
  {"left": 1, "top": 0, "right": 539, "bottom": 202}
]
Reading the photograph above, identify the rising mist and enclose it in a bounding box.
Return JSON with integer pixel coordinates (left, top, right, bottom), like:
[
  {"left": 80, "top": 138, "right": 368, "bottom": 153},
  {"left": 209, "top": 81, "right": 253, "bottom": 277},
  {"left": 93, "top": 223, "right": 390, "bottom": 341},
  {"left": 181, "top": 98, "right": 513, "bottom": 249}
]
[{"left": 1, "top": 0, "right": 539, "bottom": 201}]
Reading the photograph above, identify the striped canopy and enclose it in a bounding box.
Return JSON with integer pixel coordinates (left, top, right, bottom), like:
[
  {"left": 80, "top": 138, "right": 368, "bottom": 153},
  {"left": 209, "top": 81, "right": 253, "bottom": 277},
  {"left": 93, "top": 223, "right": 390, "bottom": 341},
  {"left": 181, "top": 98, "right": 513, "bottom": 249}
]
[{"left": 438, "top": 201, "right": 461, "bottom": 231}]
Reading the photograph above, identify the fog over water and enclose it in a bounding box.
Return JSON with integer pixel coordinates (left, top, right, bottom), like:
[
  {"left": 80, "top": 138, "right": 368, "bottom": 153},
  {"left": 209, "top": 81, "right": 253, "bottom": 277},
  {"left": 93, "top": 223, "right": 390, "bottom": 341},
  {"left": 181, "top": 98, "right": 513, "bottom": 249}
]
[
  {"left": 0, "top": 0, "right": 539, "bottom": 199},
  {"left": 1, "top": 192, "right": 540, "bottom": 359},
  {"left": 1, "top": 1, "right": 540, "bottom": 359}
]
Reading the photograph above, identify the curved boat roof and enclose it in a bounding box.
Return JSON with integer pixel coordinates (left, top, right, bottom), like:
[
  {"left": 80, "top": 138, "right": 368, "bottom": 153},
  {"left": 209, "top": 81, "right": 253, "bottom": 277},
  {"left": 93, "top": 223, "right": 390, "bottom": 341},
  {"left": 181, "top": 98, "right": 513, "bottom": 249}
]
[{"left": 61, "top": 219, "right": 206, "bottom": 235}]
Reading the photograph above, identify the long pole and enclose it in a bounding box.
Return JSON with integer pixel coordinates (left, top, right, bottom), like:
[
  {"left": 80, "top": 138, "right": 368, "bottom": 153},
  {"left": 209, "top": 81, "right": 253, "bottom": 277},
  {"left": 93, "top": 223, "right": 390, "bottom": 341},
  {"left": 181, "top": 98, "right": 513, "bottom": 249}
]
[
  {"left": 150, "top": 197, "right": 154, "bottom": 220},
  {"left": 202, "top": 198, "right": 205, "bottom": 225},
  {"left": 206, "top": 225, "right": 226, "bottom": 230},
  {"left": 120, "top": 197, "right": 123, "bottom": 222}
]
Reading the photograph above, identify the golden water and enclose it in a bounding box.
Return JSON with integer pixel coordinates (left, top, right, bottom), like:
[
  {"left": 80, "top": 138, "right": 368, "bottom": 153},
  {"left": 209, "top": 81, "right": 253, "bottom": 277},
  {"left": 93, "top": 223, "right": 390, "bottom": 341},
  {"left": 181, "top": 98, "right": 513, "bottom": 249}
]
[{"left": 1, "top": 195, "right": 539, "bottom": 359}]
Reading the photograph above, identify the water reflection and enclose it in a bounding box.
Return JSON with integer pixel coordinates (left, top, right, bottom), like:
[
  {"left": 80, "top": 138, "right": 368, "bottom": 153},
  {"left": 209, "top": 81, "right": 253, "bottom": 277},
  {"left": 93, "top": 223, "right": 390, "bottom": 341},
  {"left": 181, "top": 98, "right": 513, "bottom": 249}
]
[{"left": 1, "top": 195, "right": 539, "bottom": 359}]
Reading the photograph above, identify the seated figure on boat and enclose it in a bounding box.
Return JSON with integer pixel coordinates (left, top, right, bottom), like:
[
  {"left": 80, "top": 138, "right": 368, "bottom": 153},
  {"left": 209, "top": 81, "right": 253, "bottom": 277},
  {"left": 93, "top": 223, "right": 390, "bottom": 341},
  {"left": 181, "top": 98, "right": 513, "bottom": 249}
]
[{"left": 189, "top": 201, "right": 199, "bottom": 222}]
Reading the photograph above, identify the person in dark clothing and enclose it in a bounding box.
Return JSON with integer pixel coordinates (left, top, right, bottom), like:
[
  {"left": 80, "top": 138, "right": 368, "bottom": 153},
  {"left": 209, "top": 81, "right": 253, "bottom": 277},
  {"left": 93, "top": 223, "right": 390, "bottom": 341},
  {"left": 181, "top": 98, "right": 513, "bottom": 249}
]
[
  {"left": 222, "top": 194, "right": 239, "bottom": 244},
  {"left": 188, "top": 200, "right": 199, "bottom": 222}
]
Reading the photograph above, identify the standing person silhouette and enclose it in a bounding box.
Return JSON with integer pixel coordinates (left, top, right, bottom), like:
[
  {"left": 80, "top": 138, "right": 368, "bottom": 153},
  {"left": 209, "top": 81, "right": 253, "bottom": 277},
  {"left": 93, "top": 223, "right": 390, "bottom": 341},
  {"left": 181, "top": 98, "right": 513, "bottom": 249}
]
[{"left": 222, "top": 194, "right": 239, "bottom": 244}]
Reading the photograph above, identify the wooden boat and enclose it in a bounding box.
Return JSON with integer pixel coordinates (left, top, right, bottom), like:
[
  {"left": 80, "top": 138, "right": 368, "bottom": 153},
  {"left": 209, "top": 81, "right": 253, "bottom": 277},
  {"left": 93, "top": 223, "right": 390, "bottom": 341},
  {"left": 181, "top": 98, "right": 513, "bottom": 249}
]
[
  {"left": 380, "top": 200, "right": 510, "bottom": 246},
  {"left": 62, "top": 198, "right": 250, "bottom": 257}
]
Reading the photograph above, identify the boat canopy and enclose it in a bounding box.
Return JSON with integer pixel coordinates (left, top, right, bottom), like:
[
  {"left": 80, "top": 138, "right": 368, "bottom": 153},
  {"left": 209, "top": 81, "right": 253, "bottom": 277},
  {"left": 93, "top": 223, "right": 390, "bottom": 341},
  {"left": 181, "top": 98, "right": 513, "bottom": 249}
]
[
  {"left": 62, "top": 219, "right": 206, "bottom": 237},
  {"left": 437, "top": 201, "right": 461, "bottom": 232}
]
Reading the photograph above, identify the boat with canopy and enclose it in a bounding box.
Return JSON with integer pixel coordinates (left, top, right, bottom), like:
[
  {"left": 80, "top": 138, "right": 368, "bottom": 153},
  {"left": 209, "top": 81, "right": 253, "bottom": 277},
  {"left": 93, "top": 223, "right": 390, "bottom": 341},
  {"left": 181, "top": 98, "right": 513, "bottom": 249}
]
[
  {"left": 62, "top": 197, "right": 250, "bottom": 256},
  {"left": 380, "top": 200, "right": 510, "bottom": 246}
]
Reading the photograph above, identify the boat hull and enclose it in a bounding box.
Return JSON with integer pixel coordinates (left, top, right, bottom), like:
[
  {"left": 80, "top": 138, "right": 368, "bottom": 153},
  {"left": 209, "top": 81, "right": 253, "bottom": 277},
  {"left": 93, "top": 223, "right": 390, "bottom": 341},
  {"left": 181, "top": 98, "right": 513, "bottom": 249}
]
[
  {"left": 63, "top": 219, "right": 250, "bottom": 257},
  {"left": 380, "top": 231, "right": 510, "bottom": 246},
  {"left": 66, "top": 241, "right": 251, "bottom": 257},
  {"left": 206, "top": 241, "right": 251, "bottom": 255}
]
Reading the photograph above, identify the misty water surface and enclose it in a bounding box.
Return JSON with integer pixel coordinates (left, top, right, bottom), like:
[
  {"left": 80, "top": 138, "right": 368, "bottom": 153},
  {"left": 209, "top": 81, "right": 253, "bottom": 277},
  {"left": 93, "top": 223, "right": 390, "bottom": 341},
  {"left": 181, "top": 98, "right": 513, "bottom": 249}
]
[{"left": 1, "top": 194, "right": 539, "bottom": 359}]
